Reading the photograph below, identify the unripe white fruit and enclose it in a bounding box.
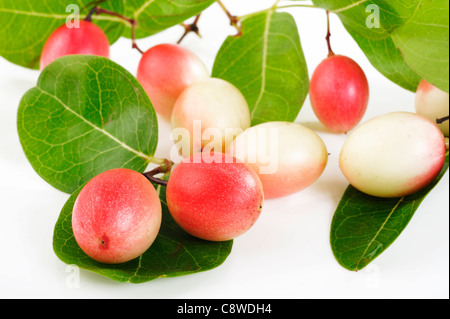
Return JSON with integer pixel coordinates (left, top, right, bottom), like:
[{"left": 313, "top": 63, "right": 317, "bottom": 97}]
[
  {"left": 415, "top": 79, "right": 449, "bottom": 137},
  {"left": 339, "top": 112, "right": 446, "bottom": 198},
  {"left": 171, "top": 78, "right": 251, "bottom": 157},
  {"left": 227, "top": 121, "right": 328, "bottom": 199}
]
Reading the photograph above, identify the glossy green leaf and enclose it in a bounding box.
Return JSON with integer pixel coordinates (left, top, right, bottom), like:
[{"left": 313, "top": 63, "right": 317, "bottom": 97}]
[
  {"left": 212, "top": 11, "right": 309, "bottom": 126},
  {"left": 53, "top": 180, "right": 233, "bottom": 283},
  {"left": 17, "top": 55, "right": 159, "bottom": 194},
  {"left": 311, "top": 0, "right": 420, "bottom": 39},
  {"left": 331, "top": 151, "right": 449, "bottom": 272},
  {"left": 391, "top": 0, "right": 449, "bottom": 93},
  {"left": 347, "top": 29, "right": 421, "bottom": 92},
  {"left": 122, "top": 0, "right": 217, "bottom": 39},
  {"left": 0, "top": 0, "right": 125, "bottom": 69}
]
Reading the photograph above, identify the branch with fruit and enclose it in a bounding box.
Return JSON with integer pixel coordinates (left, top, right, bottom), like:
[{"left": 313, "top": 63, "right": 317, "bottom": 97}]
[{"left": 2, "top": 0, "right": 448, "bottom": 282}]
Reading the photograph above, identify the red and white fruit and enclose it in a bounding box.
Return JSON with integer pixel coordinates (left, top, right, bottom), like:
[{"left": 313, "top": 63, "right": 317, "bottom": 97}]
[
  {"left": 171, "top": 78, "right": 251, "bottom": 157},
  {"left": 40, "top": 20, "right": 110, "bottom": 70},
  {"left": 137, "top": 43, "right": 210, "bottom": 120},
  {"left": 72, "top": 168, "right": 162, "bottom": 264},
  {"left": 415, "top": 79, "right": 449, "bottom": 137},
  {"left": 339, "top": 112, "right": 446, "bottom": 198},
  {"left": 227, "top": 121, "right": 328, "bottom": 199},
  {"left": 310, "top": 55, "right": 369, "bottom": 133},
  {"left": 166, "top": 153, "right": 264, "bottom": 241}
]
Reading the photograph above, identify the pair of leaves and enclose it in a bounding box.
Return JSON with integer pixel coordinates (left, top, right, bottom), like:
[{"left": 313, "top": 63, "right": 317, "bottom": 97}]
[
  {"left": 18, "top": 55, "right": 232, "bottom": 282},
  {"left": 53, "top": 180, "right": 232, "bottom": 283},
  {"left": 0, "top": 0, "right": 216, "bottom": 69},
  {"left": 311, "top": 0, "right": 449, "bottom": 92},
  {"left": 212, "top": 0, "right": 448, "bottom": 127}
]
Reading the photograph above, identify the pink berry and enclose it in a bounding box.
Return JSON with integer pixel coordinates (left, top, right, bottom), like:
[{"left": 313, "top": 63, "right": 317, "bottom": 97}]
[
  {"left": 171, "top": 78, "right": 251, "bottom": 157},
  {"left": 40, "top": 20, "right": 110, "bottom": 70},
  {"left": 339, "top": 112, "right": 446, "bottom": 198},
  {"left": 72, "top": 169, "right": 162, "bottom": 264},
  {"left": 137, "top": 44, "right": 210, "bottom": 120},
  {"left": 166, "top": 153, "right": 264, "bottom": 241},
  {"left": 310, "top": 55, "right": 369, "bottom": 133},
  {"left": 228, "top": 121, "right": 328, "bottom": 199}
]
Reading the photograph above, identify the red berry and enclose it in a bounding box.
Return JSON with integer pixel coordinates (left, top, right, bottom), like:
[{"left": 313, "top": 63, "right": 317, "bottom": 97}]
[
  {"left": 40, "top": 20, "right": 110, "bottom": 70},
  {"left": 72, "top": 169, "right": 162, "bottom": 264},
  {"left": 310, "top": 55, "right": 369, "bottom": 133},
  {"left": 166, "top": 153, "right": 264, "bottom": 241},
  {"left": 137, "top": 44, "right": 210, "bottom": 120}
]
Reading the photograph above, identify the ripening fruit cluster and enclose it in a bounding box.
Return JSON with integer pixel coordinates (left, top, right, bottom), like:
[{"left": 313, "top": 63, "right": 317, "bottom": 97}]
[{"left": 40, "top": 20, "right": 448, "bottom": 265}]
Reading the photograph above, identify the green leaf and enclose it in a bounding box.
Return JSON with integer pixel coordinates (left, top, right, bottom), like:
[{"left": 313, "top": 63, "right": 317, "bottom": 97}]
[
  {"left": 391, "top": 0, "right": 449, "bottom": 93},
  {"left": 53, "top": 180, "right": 233, "bottom": 283},
  {"left": 122, "top": 0, "right": 217, "bottom": 39},
  {"left": 331, "top": 151, "right": 449, "bottom": 271},
  {"left": 0, "top": 0, "right": 125, "bottom": 69},
  {"left": 346, "top": 29, "right": 421, "bottom": 92},
  {"left": 17, "top": 55, "right": 159, "bottom": 194},
  {"left": 212, "top": 11, "right": 309, "bottom": 126},
  {"left": 312, "top": 0, "right": 420, "bottom": 39}
]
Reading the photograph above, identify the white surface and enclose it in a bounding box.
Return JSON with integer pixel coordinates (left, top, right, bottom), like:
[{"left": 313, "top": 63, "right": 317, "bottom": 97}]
[{"left": 0, "top": 1, "right": 448, "bottom": 299}]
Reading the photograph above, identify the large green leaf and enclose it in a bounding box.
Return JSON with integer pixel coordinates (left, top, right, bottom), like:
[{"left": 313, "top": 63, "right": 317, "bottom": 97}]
[
  {"left": 391, "top": 0, "right": 449, "bottom": 93},
  {"left": 0, "top": 0, "right": 125, "bottom": 69},
  {"left": 347, "top": 29, "right": 421, "bottom": 92},
  {"left": 331, "top": 151, "right": 449, "bottom": 272},
  {"left": 312, "top": 0, "right": 420, "bottom": 39},
  {"left": 53, "top": 180, "right": 233, "bottom": 283},
  {"left": 123, "top": 0, "right": 217, "bottom": 39},
  {"left": 17, "top": 55, "right": 159, "bottom": 194},
  {"left": 212, "top": 11, "right": 309, "bottom": 126}
]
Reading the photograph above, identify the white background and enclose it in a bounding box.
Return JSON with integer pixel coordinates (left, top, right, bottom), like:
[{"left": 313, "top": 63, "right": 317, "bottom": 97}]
[{"left": 0, "top": 0, "right": 448, "bottom": 299}]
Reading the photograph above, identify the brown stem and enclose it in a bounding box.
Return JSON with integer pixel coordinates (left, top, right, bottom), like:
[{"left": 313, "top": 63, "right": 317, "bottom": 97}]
[
  {"left": 437, "top": 115, "right": 449, "bottom": 124},
  {"left": 178, "top": 14, "right": 202, "bottom": 44},
  {"left": 217, "top": 0, "right": 242, "bottom": 36},
  {"left": 85, "top": 7, "right": 144, "bottom": 54},
  {"left": 325, "top": 10, "right": 335, "bottom": 57},
  {"left": 142, "top": 159, "right": 174, "bottom": 187}
]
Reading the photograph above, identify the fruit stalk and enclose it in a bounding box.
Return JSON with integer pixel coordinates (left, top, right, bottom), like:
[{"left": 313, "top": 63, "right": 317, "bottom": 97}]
[
  {"left": 85, "top": 6, "right": 144, "bottom": 54},
  {"left": 142, "top": 159, "right": 174, "bottom": 187}
]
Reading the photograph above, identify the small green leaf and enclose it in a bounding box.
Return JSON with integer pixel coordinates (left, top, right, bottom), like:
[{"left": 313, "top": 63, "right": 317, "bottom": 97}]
[
  {"left": 17, "top": 55, "right": 159, "bottom": 194},
  {"left": 122, "top": 0, "right": 217, "bottom": 39},
  {"left": 0, "top": 0, "right": 125, "bottom": 69},
  {"left": 346, "top": 29, "right": 421, "bottom": 92},
  {"left": 212, "top": 11, "right": 309, "bottom": 126},
  {"left": 391, "top": 0, "right": 449, "bottom": 93},
  {"left": 331, "top": 151, "right": 449, "bottom": 271},
  {"left": 53, "top": 180, "right": 233, "bottom": 283}
]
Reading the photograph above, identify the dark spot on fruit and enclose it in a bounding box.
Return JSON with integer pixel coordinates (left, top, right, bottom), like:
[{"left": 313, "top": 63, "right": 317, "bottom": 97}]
[{"left": 98, "top": 234, "right": 109, "bottom": 250}]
